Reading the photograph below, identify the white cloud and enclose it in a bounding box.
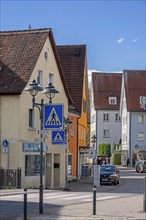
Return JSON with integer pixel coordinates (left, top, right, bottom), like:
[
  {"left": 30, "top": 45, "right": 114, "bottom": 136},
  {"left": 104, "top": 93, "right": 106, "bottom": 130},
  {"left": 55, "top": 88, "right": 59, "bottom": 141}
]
[
  {"left": 117, "top": 37, "right": 124, "bottom": 43},
  {"left": 132, "top": 38, "right": 138, "bottom": 42}
]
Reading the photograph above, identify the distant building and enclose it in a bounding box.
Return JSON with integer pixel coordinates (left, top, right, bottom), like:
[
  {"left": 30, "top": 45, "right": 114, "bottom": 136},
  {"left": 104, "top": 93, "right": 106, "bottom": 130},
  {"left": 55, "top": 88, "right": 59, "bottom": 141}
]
[
  {"left": 120, "top": 70, "right": 146, "bottom": 166},
  {"left": 91, "top": 72, "right": 122, "bottom": 160},
  {"left": 57, "top": 45, "right": 90, "bottom": 178}
]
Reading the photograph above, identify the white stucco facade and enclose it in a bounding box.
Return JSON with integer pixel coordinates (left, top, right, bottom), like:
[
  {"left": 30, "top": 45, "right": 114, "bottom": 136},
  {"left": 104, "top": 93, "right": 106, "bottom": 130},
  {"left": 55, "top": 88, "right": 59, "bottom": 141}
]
[{"left": 0, "top": 36, "right": 68, "bottom": 189}]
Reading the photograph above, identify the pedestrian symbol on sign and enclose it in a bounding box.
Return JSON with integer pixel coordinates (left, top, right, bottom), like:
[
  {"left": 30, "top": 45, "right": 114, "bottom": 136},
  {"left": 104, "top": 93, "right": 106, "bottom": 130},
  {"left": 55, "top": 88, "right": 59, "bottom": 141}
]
[
  {"left": 46, "top": 107, "right": 61, "bottom": 125},
  {"left": 52, "top": 130, "right": 65, "bottom": 144},
  {"left": 43, "top": 104, "right": 63, "bottom": 129},
  {"left": 54, "top": 133, "right": 64, "bottom": 142}
]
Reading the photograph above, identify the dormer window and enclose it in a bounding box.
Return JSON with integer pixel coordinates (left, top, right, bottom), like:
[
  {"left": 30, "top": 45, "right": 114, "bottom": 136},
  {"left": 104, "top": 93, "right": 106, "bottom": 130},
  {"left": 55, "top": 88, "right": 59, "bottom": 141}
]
[{"left": 109, "top": 97, "right": 117, "bottom": 105}]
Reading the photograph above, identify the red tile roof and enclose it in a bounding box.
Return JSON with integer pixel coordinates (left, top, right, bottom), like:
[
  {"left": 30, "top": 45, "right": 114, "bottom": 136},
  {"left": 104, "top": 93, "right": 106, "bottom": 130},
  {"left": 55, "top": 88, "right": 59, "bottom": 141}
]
[
  {"left": 57, "top": 45, "right": 86, "bottom": 112},
  {"left": 0, "top": 28, "right": 72, "bottom": 104},
  {"left": 123, "top": 70, "right": 146, "bottom": 111},
  {"left": 92, "top": 72, "right": 122, "bottom": 110}
]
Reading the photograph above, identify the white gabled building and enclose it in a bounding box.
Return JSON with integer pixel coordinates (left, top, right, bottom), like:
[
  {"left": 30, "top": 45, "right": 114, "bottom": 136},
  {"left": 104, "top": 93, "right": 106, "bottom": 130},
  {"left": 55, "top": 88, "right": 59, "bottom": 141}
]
[
  {"left": 90, "top": 72, "right": 122, "bottom": 161},
  {"left": 120, "top": 70, "right": 146, "bottom": 166}
]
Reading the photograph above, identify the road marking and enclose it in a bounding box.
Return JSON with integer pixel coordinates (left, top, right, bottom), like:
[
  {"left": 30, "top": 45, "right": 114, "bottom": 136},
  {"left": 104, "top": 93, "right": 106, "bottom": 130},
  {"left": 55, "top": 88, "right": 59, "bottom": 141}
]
[
  {"left": 43, "top": 194, "right": 74, "bottom": 199},
  {"left": 83, "top": 195, "right": 120, "bottom": 202},
  {"left": 62, "top": 194, "right": 92, "bottom": 200}
]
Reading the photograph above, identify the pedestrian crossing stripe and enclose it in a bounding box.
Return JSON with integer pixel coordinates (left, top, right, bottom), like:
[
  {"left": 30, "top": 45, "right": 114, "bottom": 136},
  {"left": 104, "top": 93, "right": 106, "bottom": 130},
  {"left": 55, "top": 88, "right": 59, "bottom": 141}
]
[
  {"left": 43, "top": 104, "right": 63, "bottom": 129},
  {"left": 52, "top": 130, "right": 65, "bottom": 145},
  {"left": 45, "top": 107, "right": 61, "bottom": 125}
]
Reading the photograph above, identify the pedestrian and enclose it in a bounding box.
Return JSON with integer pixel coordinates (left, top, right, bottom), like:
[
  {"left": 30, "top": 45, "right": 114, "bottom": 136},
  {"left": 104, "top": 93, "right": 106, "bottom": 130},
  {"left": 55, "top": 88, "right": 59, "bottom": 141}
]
[{"left": 126, "top": 157, "right": 130, "bottom": 167}]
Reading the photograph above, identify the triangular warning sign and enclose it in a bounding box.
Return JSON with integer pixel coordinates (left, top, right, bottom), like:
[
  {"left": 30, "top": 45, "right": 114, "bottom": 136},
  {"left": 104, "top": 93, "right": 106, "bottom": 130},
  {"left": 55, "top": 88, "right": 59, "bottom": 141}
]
[
  {"left": 45, "top": 107, "right": 61, "bottom": 125},
  {"left": 53, "top": 133, "right": 64, "bottom": 142}
]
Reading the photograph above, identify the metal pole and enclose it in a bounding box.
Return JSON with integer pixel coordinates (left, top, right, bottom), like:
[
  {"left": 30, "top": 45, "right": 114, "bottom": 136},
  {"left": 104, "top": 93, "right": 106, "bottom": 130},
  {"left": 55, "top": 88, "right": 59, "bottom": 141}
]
[
  {"left": 144, "top": 177, "right": 146, "bottom": 212},
  {"left": 24, "top": 188, "right": 27, "bottom": 220},
  {"left": 39, "top": 99, "right": 44, "bottom": 214},
  {"left": 93, "top": 185, "right": 96, "bottom": 215}
]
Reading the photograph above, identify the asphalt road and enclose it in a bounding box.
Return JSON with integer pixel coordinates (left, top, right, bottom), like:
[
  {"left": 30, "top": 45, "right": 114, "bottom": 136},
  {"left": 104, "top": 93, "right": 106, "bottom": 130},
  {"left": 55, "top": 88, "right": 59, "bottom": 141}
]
[{"left": 0, "top": 167, "right": 146, "bottom": 220}]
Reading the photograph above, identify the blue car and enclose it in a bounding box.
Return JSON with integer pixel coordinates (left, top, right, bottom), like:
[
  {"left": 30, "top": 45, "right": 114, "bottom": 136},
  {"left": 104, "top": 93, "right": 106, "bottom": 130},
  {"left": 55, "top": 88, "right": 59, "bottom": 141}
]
[{"left": 100, "top": 164, "right": 120, "bottom": 185}]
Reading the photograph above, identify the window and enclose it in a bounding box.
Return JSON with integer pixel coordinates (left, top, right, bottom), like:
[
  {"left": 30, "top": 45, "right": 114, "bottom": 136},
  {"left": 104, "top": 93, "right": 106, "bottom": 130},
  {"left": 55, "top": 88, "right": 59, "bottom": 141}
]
[
  {"left": 29, "top": 108, "right": 35, "bottom": 128},
  {"left": 37, "top": 69, "right": 43, "bottom": 87},
  {"left": 103, "top": 129, "right": 110, "bottom": 138},
  {"left": 49, "top": 73, "right": 54, "bottom": 85},
  {"left": 103, "top": 113, "right": 109, "bottom": 121},
  {"left": 25, "top": 155, "right": 45, "bottom": 176},
  {"left": 138, "top": 132, "right": 144, "bottom": 141},
  {"left": 70, "top": 119, "right": 74, "bottom": 136},
  {"left": 109, "top": 97, "right": 117, "bottom": 105},
  {"left": 115, "top": 114, "right": 121, "bottom": 122},
  {"left": 68, "top": 154, "right": 72, "bottom": 175},
  {"left": 83, "top": 99, "right": 86, "bottom": 112},
  {"left": 138, "top": 115, "right": 144, "bottom": 123}
]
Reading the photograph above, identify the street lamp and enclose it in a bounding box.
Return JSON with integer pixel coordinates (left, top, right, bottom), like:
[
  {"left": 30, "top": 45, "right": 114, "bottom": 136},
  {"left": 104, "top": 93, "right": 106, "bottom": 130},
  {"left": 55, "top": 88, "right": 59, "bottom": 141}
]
[
  {"left": 42, "top": 82, "right": 59, "bottom": 103},
  {"left": 25, "top": 79, "right": 59, "bottom": 214},
  {"left": 64, "top": 117, "right": 73, "bottom": 190}
]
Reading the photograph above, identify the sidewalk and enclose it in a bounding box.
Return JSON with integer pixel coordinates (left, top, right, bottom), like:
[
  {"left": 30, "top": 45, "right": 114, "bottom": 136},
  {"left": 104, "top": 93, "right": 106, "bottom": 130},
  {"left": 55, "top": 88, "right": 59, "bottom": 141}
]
[{"left": 16, "top": 194, "right": 146, "bottom": 220}]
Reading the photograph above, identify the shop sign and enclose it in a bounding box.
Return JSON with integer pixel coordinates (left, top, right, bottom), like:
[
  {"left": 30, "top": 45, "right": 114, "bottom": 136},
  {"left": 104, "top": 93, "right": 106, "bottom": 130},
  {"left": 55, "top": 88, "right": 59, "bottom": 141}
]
[
  {"left": 22, "top": 143, "right": 48, "bottom": 152},
  {"left": 135, "top": 144, "right": 146, "bottom": 150}
]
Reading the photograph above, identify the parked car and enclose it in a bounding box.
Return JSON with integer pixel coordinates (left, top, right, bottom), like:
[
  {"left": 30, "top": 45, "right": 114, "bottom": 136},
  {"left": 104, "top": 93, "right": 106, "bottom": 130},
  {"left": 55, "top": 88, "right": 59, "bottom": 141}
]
[
  {"left": 135, "top": 160, "right": 146, "bottom": 173},
  {"left": 100, "top": 164, "right": 120, "bottom": 185}
]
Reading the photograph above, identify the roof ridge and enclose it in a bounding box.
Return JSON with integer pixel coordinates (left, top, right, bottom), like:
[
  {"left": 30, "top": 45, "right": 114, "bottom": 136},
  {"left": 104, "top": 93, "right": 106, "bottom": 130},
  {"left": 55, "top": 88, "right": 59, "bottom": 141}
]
[
  {"left": 0, "top": 28, "right": 51, "bottom": 35},
  {"left": 57, "top": 44, "right": 86, "bottom": 47}
]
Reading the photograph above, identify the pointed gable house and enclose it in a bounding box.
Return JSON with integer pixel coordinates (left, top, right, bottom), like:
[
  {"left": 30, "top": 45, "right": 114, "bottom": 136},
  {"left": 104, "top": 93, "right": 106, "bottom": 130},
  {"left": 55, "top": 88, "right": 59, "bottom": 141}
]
[
  {"left": 120, "top": 70, "right": 146, "bottom": 166},
  {"left": 91, "top": 72, "right": 122, "bottom": 161},
  {"left": 0, "top": 28, "right": 72, "bottom": 188},
  {"left": 57, "top": 45, "right": 90, "bottom": 178}
]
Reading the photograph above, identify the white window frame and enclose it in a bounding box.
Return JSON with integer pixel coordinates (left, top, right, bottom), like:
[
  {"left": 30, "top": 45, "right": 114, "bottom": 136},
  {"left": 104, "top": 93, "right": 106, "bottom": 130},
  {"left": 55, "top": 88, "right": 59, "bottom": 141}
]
[
  {"left": 138, "top": 132, "right": 144, "bottom": 141},
  {"left": 138, "top": 115, "right": 144, "bottom": 123},
  {"left": 103, "top": 113, "right": 109, "bottom": 122},
  {"left": 37, "top": 69, "right": 43, "bottom": 87},
  {"left": 109, "top": 97, "right": 117, "bottom": 105},
  {"left": 115, "top": 113, "right": 121, "bottom": 122},
  {"left": 49, "top": 73, "right": 54, "bottom": 85},
  {"left": 70, "top": 119, "right": 74, "bottom": 136},
  {"left": 29, "top": 108, "right": 36, "bottom": 129},
  {"left": 103, "top": 129, "right": 110, "bottom": 138}
]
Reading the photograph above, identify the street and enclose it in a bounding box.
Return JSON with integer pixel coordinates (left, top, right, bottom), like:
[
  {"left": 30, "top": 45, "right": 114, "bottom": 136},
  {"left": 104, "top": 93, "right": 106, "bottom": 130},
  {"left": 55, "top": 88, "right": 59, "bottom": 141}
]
[{"left": 0, "top": 167, "right": 146, "bottom": 220}]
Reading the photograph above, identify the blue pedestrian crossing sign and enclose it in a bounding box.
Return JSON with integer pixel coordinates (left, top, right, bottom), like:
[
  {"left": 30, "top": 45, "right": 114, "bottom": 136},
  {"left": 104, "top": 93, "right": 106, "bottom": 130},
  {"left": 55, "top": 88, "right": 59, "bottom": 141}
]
[
  {"left": 52, "top": 130, "right": 65, "bottom": 145},
  {"left": 43, "top": 104, "right": 63, "bottom": 129}
]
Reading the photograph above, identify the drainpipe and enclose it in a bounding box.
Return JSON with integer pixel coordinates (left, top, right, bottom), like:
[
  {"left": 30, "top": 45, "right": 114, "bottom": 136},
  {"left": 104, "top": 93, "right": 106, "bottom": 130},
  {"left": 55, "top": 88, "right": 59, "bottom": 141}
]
[
  {"left": 0, "top": 97, "right": 1, "bottom": 167},
  {"left": 76, "top": 115, "right": 81, "bottom": 178},
  {"left": 129, "top": 112, "right": 132, "bottom": 167},
  {"left": 96, "top": 110, "right": 98, "bottom": 159}
]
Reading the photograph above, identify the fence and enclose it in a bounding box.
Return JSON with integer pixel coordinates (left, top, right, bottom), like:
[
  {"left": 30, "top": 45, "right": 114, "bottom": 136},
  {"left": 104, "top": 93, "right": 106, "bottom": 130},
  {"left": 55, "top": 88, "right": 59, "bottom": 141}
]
[{"left": 0, "top": 167, "right": 21, "bottom": 188}]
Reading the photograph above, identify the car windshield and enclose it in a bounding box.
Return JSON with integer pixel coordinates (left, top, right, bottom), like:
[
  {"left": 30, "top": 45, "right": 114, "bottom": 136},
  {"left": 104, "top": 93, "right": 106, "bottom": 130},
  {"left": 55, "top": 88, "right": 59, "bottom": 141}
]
[{"left": 100, "top": 166, "right": 115, "bottom": 172}]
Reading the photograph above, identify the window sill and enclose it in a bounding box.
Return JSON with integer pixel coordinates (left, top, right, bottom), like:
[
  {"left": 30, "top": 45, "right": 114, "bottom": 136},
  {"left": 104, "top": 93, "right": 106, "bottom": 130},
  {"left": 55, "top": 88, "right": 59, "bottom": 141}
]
[{"left": 28, "top": 127, "right": 36, "bottom": 131}]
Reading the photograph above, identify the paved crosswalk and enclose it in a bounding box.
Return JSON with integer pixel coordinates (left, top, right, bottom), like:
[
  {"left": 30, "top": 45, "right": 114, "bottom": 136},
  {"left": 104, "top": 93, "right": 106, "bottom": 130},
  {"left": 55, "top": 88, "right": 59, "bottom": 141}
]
[{"left": 1, "top": 190, "right": 128, "bottom": 206}]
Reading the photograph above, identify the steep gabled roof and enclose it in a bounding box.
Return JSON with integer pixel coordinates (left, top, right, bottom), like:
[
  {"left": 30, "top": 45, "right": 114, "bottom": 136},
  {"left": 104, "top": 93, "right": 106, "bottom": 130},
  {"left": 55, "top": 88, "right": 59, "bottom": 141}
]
[
  {"left": 123, "top": 70, "right": 146, "bottom": 111},
  {"left": 92, "top": 72, "right": 122, "bottom": 110},
  {"left": 56, "top": 45, "right": 86, "bottom": 113},
  {"left": 0, "top": 28, "right": 72, "bottom": 104}
]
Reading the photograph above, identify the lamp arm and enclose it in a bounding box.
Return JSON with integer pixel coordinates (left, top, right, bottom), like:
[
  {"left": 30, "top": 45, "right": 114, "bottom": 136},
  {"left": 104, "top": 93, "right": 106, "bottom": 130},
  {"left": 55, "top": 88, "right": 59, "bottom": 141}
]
[{"left": 32, "top": 99, "right": 44, "bottom": 120}]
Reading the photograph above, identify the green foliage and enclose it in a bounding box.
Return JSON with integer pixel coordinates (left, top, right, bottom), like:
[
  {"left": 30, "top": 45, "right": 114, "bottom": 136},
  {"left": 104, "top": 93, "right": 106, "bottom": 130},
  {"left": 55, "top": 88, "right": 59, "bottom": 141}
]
[
  {"left": 98, "top": 143, "right": 111, "bottom": 157},
  {"left": 112, "top": 151, "right": 121, "bottom": 165}
]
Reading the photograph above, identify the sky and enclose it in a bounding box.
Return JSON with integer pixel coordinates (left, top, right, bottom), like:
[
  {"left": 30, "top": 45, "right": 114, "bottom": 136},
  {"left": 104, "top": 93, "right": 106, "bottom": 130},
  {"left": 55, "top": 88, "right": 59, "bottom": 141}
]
[{"left": 0, "top": 0, "right": 146, "bottom": 73}]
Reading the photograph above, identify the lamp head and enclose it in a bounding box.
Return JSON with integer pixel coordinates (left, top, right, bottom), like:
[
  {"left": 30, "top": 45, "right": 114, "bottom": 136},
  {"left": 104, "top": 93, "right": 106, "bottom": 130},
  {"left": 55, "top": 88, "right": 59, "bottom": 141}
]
[
  {"left": 42, "top": 82, "right": 59, "bottom": 103},
  {"left": 24, "top": 79, "right": 43, "bottom": 96}
]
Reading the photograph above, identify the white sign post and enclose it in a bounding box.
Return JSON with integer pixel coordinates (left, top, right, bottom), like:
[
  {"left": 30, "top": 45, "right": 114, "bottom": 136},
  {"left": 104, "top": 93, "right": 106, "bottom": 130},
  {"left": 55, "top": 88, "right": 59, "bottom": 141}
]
[{"left": 93, "top": 165, "right": 100, "bottom": 187}]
